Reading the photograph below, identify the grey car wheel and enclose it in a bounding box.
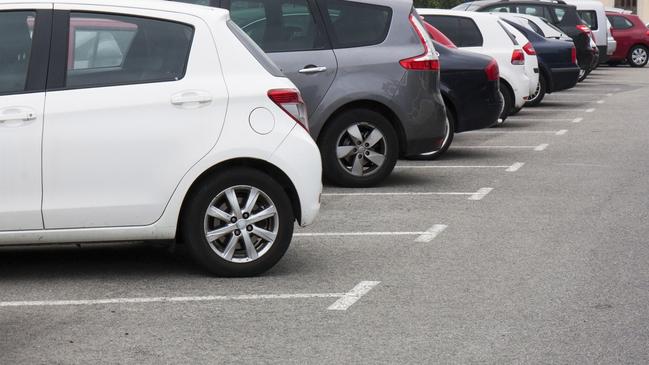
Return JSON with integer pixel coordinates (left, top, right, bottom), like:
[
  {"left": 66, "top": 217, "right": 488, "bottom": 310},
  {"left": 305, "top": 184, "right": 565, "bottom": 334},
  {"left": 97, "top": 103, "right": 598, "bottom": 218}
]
[
  {"left": 336, "top": 122, "right": 387, "bottom": 177},
  {"left": 629, "top": 46, "right": 648, "bottom": 67}
]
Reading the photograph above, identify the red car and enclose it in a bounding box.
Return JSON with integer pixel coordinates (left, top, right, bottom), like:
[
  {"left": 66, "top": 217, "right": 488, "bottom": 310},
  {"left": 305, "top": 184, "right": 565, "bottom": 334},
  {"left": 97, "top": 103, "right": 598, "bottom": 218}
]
[{"left": 607, "top": 11, "right": 649, "bottom": 67}]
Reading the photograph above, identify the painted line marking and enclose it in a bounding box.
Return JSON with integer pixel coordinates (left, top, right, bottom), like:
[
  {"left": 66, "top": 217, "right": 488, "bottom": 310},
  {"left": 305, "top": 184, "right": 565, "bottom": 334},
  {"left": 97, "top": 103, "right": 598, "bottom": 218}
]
[
  {"left": 469, "top": 187, "right": 494, "bottom": 201},
  {"left": 586, "top": 108, "right": 595, "bottom": 113},
  {"left": 556, "top": 129, "right": 568, "bottom": 136},
  {"left": 453, "top": 144, "right": 548, "bottom": 151},
  {"left": 506, "top": 118, "right": 573, "bottom": 122},
  {"left": 296, "top": 231, "right": 435, "bottom": 237},
  {"left": 534, "top": 143, "right": 549, "bottom": 151},
  {"left": 524, "top": 108, "right": 593, "bottom": 112},
  {"left": 606, "top": 93, "right": 613, "bottom": 97},
  {"left": 327, "top": 281, "right": 381, "bottom": 311},
  {"left": 322, "top": 188, "right": 493, "bottom": 200},
  {"left": 597, "top": 100, "right": 605, "bottom": 104},
  {"left": 467, "top": 130, "right": 566, "bottom": 135},
  {"left": 506, "top": 162, "right": 525, "bottom": 172},
  {"left": 414, "top": 224, "right": 448, "bottom": 243},
  {"left": 572, "top": 117, "right": 583, "bottom": 123}
]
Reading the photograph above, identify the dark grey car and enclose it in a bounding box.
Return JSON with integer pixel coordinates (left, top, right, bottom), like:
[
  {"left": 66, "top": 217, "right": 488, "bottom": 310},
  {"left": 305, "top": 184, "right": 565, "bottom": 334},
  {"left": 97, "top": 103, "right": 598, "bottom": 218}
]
[{"left": 175, "top": 0, "right": 447, "bottom": 187}]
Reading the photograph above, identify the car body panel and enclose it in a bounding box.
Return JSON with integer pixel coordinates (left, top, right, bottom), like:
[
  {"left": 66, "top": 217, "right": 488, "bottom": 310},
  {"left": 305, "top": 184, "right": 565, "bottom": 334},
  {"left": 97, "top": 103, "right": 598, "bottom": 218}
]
[{"left": 607, "top": 12, "right": 649, "bottom": 62}]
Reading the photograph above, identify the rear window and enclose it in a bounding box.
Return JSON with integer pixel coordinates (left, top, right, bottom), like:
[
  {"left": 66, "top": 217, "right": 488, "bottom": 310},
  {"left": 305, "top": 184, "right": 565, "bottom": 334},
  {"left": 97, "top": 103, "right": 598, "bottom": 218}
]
[
  {"left": 527, "top": 19, "right": 544, "bottom": 36},
  {"left": 608, "top": 15, "right": 633, "bottom": 30},
  {"left": 515, "top": 5, "right": 550, "bottom": 20},
  {"left": 322, "top": 0, "right": 392, "bottom": 48},
  {"left": 498, "top": 20, "right": 519, "bottom": 45},
  {"left": 422, "top": 15, "right": 483, "bottom": 47},
  {"left": 578, "top": 10, "right": 598, "bottom": 30},
  {"left": 484, "top": 5, "right": 512, "bottom": 13},
  {"left": 552, "top": 7, "right": 566, "bottom": 23}
]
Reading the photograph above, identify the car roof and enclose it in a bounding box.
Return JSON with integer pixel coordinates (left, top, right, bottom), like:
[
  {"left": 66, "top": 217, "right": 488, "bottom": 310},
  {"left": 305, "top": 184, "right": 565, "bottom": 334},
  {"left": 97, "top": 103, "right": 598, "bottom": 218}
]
[
  {"left": 417, "top": 8, "right": 500, "bottom": 21},
  {"left": 464, "top": 0, "right": 574, "bottom": 8},
  {"left": 15, "top": 0, "right": 229, "bottom": 16}
]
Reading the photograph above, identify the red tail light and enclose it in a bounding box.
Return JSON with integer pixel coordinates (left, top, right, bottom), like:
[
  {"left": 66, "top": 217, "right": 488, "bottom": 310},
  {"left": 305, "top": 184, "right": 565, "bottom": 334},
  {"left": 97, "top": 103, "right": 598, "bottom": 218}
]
[
  {"left": 400, "top": 14, "right": 440, "bottom": 71},
  {"left": 522, "top": 42, "right": 536, "bottom": 55},
  {"left": 571, "top": 46, "right": 577, "bottom": 64},
  {"left": 645, "top": 30, "right": 649, "bottom": 37},
  {"left": 268, "top": 89, "right": 308, "bottom": 131},
  {"left": 484, "top": 59, "right": 499, "bottom": 81},
  {"left": 511, "top": 49, "right": 525, "bottom": 65},
  {"left": 576, "top": 24, "right": 591, "bottom": 34}
]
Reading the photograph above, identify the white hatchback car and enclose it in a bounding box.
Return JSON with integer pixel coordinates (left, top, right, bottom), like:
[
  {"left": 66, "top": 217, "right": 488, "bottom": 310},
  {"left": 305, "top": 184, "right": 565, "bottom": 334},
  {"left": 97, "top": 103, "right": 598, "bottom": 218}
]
[
  {"left": 0, "top": 0, "right": 322, "bottom": 276},
  {"left": 419, "top": 9, "right": 539, "bottom": 120}
]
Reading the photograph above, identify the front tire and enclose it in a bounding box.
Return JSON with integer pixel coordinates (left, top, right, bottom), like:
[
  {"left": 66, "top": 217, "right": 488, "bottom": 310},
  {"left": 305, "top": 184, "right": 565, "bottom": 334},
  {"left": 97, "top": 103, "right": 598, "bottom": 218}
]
[
  {"left": 320, "top": 109, "right": 398, "bottom": 187},
  {"left": 628, "top": 45, "right": 648, "bottom": 67},
  {"left": 525, "top": 74, "right": 546, "bottom": 107},
  {"left": 181, "top": 168, "right": 294, "bottom": 277}
]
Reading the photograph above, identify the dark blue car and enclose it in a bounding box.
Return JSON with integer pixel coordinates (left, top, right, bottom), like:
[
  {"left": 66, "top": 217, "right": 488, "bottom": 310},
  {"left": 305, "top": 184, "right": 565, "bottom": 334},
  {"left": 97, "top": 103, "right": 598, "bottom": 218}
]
[{"left": 501, "top": 18, "right": 580, "bottom": 106}]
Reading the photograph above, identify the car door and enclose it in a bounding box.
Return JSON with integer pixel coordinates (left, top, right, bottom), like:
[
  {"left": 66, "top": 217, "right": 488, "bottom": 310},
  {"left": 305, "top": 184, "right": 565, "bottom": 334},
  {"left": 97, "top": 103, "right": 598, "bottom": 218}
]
[
  {"left": 608, "top": 15, "right": 635, "bottom": 56},
  {"left": 0, "top": 6, "right": 51, "bottom": 231},
  {"left": 42, "top": 5, "right": 228, "bottom": 229},
  {"left": 226, "top": 0, "right": 337, "bottom": 118}
]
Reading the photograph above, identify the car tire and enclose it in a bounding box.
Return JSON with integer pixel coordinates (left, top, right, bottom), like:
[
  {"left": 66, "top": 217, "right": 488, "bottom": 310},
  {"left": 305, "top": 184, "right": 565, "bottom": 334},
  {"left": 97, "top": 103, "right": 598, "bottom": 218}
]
[
  {"left": 181, "top": 167, "right": 294, "bottom": 277},
  {"left": 628, "top": 45, "right": 648, "bottom": 67},
  {"left": 510, "top": 106, "right": 522, "bottom": 116},
  {"left": 320, "top": 108, "right": 398, "bottom": 187},
  {"left": 578, "top": 67, "right": 588, "bottom": 82},
  {"left": 498, "top": 83, "right": 514, "bottom": 122},
  {"left": 525, "top": 73, "right": 546, "bottom": 107},
  {"left": 410, "top": 107, "right": 455, "bottom": 160}
]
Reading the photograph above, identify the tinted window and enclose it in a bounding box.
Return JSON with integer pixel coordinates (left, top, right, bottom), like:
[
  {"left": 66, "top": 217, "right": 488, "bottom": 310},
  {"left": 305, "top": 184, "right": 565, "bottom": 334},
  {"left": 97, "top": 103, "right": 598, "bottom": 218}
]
[
  {"left": 578, "top": 10, "right": 598, "bottom": 30},
  {"left": 553, "top": 8, "right": 566, "bottom": 23},
  {"left": 608, "top": 15, "right": 633, "bottom": 29},
  {"left": 323, "top": 0, "right": 392, "bottom": 48},
  {"left": 423, "top": 15, "right": 483, "bottom": 47},
  {"left": 485, "top": 5, "right": 512, "bottom": 13},
  {"left": 516, "top": 5, "right": 548, "bottom": 20},
  {"left": 173, "top": 0, "right": 212, "bottom": 5},
  {"left": 0, "top": 11, "right": 35, "bottom": 95},
  {"left": 527, "top": 19, "right": 544, "bottom": 36},
  {"left": 230, "top": 0, "right": 326, "bottom": 53},
  {"left": 66, "top": 13, "right": 193, "bottom": 89}
]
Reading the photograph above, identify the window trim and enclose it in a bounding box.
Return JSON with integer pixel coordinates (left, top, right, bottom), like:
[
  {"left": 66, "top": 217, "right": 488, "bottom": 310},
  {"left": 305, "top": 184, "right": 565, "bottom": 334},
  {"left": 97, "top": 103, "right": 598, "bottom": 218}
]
[
  {"left": 318, "top": 0, "right": 393, "bottom": 50},
  {"left": 0, "top": 9, "right": 51, "bottom": 96},
  {"left": 47, "top": 10, "right": 194, "bottom": 92}
]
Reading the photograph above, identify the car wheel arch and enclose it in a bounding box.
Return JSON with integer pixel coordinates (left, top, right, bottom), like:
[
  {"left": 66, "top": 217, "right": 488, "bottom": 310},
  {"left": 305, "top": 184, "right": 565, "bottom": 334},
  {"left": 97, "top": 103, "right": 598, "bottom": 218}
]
[
  {"left": 176, "top": 158, "right": 302, "bottom": 239},
  {"left": 440, "top": 92, "right": 458, "bottom": 132},
  {"left": 317, "top": 100, "right": 406, "bottom": 156},
  {"left": 499, "top": 78, "right": 515, "bottom": 104},
  {"left": 538, "top": 64, "right": 553, "bottom": 93}
]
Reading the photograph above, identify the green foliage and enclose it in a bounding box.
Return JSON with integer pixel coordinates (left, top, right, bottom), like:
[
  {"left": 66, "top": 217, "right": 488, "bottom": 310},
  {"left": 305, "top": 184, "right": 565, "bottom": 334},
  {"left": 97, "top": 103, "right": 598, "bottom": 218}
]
[{"left": 413, "top": 0, "right": 464, "bottom": 9}]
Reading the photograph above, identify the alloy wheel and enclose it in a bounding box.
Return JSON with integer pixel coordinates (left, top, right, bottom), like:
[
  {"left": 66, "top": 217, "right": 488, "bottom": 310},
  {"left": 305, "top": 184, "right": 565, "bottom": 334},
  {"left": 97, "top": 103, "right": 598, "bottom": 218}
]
[
  {"left": 336, "top": 122, "right": 387, "bottom": 177},
  {"left": 203, "top": 185, "right": 279, "bottom": 263},
  {"left": 631, "top": 47, "right": 648, "bottom": 66}
]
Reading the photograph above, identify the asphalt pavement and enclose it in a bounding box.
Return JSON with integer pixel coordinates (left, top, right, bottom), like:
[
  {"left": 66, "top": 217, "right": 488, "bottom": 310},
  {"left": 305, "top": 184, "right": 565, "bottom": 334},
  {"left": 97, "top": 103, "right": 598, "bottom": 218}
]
[{"left": 2, "top": 66, "right": 649, "bottom": 364}]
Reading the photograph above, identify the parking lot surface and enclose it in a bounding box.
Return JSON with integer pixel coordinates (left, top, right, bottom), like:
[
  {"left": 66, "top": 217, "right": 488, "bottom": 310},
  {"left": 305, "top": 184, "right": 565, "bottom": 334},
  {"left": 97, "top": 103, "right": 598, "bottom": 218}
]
[{"left": 2, "top": 66, "right": 649, "bottom": 364}]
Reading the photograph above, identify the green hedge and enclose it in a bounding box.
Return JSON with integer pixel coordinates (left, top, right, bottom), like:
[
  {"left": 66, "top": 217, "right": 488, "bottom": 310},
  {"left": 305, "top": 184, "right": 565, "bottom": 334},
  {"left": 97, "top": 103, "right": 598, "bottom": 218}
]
[{"left": 413, "top": 0, "right": 464, "bottom": 9}]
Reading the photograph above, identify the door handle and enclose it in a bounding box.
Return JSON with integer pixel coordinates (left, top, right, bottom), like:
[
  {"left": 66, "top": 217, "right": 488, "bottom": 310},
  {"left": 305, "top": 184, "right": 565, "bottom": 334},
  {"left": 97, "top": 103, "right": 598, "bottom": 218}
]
[
  {"left": 0, "top": 108, "right": 37, "bottom": 124},
  {"left": 171, "top": 91, "right": 212, "bottom": 107},
  {"left": 298, "top": 66, "right": 327, "bottom": 74}
]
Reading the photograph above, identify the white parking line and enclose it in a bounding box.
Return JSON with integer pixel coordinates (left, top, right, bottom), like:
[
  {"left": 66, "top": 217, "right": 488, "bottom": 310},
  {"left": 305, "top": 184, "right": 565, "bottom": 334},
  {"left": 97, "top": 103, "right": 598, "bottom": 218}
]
[
  {"left": 597, "top": 100, "right": 605, "bottom": 104},
  {"left": 327, "top": 281, "right": 381, "bottom": 311},
  {"left": 396, "top": 162, "right": 524, "bottom": 172},
  {"left": 572, "top": 117, "right": 584, "bottom": 123},
  {"left": 506, "top": 162, "right": 525, "bottom": 172},
  {"left": 322, "top": 188, "right": 493, "bottom": 200},
  {"left": 556, "top": 129, "right": 568, "bottom": 136},
  {"left": 506, "top": 118, "right": 574, "bottom": 122},
  {"left": 296, "top": 231, "right": 431, "bottom": 237},
  {"left": 466, "top": 130, "right": 567, "bottom": 135},
  {"left": 469, "top": 188, "right": 494, "bottom": 201},
  {"left": 414, "top": 224, "right": 448, "bottom": 243},
  {"left": 453, "top": 144, "right": 548, "bottom": 151},
  {"left": 523, "top": 108, "right": 594, "bottom": 112}
]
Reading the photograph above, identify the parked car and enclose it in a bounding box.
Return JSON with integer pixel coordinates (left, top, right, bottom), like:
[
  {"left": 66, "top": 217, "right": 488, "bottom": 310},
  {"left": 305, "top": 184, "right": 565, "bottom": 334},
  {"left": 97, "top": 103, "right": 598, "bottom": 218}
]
[
  {"left": 0, "top": 1, "right": 323, "bottom": 276},
  {"left": 607, "top": 19, "right": 618, "bottom": 58},
  {"left": 419, "top": 9, "right": 537, "bottom": 120},
  {"left": 564, "top": 0, "right": 609, "bottom": 62},
  {"left": 498, "top": 14, "right": 579, "bottom": 106},
  {"left": 417, "top": 22, "right": 502, "bottom": 158},
  {"left": 175, "top": 0, "right": 447, "bottom": 187},
  {"left": 457, "top": 0, "right": 595, "bottom": 81},
  {"left": 607, "top": 11, "right": 649, "bottom": 67}
]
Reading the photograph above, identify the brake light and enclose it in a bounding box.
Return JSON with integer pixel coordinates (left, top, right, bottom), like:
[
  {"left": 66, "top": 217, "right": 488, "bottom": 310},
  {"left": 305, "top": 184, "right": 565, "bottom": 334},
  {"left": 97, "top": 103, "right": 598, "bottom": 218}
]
[
  {"left": 522, "top": 42, "right": 536, "bottom": 55},
  {"left": 268, "top": 89, "right": 308, "bottom": 131},
  {"left": 511, "top": 49, "right": 525, "bottom": 65},
  {"left": 646, "top": 30, "right": 649, "bottom": 37},
  {"left": 400, "top": 14, "right": 440, "bottom": 71},
  {"left": 484, "top": 59, "right": 499, "bottom": 81},
  {"left": 576, "top": 24, "right": 591, "bottom": 34},
  {"left": 571, "top": 46, "right": 577, "bottom": 64}
]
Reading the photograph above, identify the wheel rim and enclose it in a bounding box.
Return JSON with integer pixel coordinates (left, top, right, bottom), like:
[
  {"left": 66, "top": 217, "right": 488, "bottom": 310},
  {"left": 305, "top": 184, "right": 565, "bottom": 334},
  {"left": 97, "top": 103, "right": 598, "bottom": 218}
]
[
  {"left": 632, "top": 48, "right": 647, "bottom": 65},
  {"left": 579, "top": 68, "right": 586, "bottom": 79},
  {"left": 528, "top": 80, "right": 541, "bottom": 102},
  {"left": 336, "top": 122, "right": 387, "bottom": 177},
  {"left": 420, "top": 116, "right": 450, "bottom": 156},
  {"left": 203, "top": 185, "right": 279, "bottom": 263}
]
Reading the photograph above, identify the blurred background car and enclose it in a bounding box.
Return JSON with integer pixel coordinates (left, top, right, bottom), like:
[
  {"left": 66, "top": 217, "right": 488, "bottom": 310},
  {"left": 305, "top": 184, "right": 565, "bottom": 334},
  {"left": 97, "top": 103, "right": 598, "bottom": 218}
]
[
  {"left": 565, "top": 0, "right": 609, "bottom": 62},
  {"left": 607, "top": 10, "right": 649, "bottom": 67}
]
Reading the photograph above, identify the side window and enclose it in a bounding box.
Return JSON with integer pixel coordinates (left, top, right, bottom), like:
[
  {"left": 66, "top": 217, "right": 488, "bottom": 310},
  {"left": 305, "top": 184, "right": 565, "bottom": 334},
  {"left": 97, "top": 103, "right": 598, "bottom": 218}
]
[
  {"left": 484, "top": 5, "right": 512, "bottom": 13},
  {"left": 527, "top": 19, "right": 544, "bottom": 36},
  {"left": 322, "top": 0, "right": 392, "bottom": 48},
  {"left": 578, "top": 10, "right": 598, "bottom": 30},
  {"left": 516, "top": 5, "right": 545, "bottom": 18},
  {"left": 0, "top": 11, "right": 35, "bottom": 95},
  {"left": 172, "top": 0, "right": 213, "bottom": 5},
  {"left": 552, "top": 8, "right": 566, "bottom": 23},
  {"left": 498, "top": 20, "right": 519, "bottom": 45},
  {"left": 229, "top": 0, "right": 326, "bottom": 53},
  {"left": 66, "top": 13, "right": 193, "bottom": 89},
  {"left": 423, "top": 15, "right": 483, "bottom": 48},
  {"left": 609, "top": 15, "right": 633, "bottom": 30}
]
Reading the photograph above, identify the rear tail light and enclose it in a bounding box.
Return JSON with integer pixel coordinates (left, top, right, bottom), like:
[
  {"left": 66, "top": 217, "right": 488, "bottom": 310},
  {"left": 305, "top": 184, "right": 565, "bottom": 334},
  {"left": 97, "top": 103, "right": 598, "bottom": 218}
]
[
  {"left": 576, "top": 24, "right": 591, "bottom": 34},
  {"left": 522, "top": 42, "right": 536, "bottom": 55},
  {"left": 571, "top": 46, "right": 577, "bottom": 64},
  {"left": 645, "top": 30, "right": 649, "bottom": 36},
  {"left": 400, "top": 14, "right": 440, "bottom": 71},
  {"left": 268, "top": 89, "right": 309, "bottom": 131},
  {"left": 484, "top": 59, "right": 499, "bottom": 81},
  {"left": 511, "top": 49, "right": 525, "bottom": 65}
]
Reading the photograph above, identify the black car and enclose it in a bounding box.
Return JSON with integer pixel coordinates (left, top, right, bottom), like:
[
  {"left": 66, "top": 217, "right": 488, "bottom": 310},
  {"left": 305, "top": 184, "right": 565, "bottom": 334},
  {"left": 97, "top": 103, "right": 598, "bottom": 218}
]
[
  {"left": 455, "top": 0, "right": 594, "bottom": 80},
  {"left": 501, "top": 18, "right": 580, "bottom": 106}
]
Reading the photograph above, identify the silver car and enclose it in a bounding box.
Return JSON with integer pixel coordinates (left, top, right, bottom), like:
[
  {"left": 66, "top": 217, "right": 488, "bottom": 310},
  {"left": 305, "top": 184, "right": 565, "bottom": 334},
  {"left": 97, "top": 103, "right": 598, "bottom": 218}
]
[{"left": 175, "top": 0, "right": 447, "bottom": 187}]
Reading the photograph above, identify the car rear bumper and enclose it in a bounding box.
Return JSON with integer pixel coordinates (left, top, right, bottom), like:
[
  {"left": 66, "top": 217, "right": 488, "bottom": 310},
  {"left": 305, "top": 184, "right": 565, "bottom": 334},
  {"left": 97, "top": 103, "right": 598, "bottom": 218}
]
[
  {"left": 549, "top": 66, "right": 580, "bottom": 92},
  {"left": 455, "top": 80, "right": 502, "bottom": 133}
]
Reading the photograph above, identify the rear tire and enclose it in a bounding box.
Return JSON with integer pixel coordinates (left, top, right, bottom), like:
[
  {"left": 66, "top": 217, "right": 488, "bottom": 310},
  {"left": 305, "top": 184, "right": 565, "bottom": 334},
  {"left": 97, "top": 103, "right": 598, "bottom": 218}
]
[
  {"left": 498, "top": 82, "right": 514, "bottom": 123},
  {"left": 628, "top": 45, "right": 648, "bottom": 67},
  {"left": 410, "top": 107, "right": 454, "bottom": 160},
  {"left": 320, "top": 108, "right": 398, "bottom": 187},
  {"left": 578, "top": 67, "right": 588, "bottom": 82},
  {"left": 181, "top": 168, "right": 294, "bottom": 277},
  {"left": 525, "top": 73, "right": 546, "bottom": 107}
]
